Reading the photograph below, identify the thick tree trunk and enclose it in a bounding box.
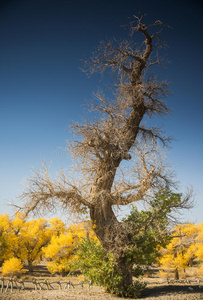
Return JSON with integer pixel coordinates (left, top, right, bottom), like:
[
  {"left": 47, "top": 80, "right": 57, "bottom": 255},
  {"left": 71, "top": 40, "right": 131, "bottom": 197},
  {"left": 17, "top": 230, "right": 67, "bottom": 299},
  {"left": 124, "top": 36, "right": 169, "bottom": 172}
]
[
  {"left": 115, "top": 256, "right": 133, "bottom": 286},
  {"left": 90, "top": 196, "right": 118, "bottom": 249},
  {"left": 90, "top": 194, "right": 134, "bottom": 293}
]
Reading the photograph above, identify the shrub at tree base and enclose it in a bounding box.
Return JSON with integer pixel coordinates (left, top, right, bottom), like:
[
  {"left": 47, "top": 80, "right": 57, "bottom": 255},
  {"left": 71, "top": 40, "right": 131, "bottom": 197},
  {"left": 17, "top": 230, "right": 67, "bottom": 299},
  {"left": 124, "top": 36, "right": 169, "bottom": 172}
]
[
  {"left": 2, "top": 257, "right": 25, "bottom": 277},
  {"left": 67, "top": 239, "right": 146, "bottom": 298}
]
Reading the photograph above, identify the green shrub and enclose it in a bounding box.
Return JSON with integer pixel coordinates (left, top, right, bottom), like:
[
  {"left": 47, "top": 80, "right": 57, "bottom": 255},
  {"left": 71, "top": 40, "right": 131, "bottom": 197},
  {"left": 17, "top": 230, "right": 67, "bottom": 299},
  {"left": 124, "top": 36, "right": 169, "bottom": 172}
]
[{"left": 67, "top": 239, "right": 146, "bottom": 297}]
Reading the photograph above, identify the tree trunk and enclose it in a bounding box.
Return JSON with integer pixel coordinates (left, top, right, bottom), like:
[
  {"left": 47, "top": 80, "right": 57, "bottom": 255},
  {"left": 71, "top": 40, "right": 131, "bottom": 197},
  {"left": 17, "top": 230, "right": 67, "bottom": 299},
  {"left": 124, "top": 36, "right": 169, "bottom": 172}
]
[
  {"left": 28, "top": 260, "right": 34, "bottom": 273},
  {"left": 174, "top": 268, "right": 179, "bottom": 280},
  {"left": 115, "top": 256, "right": 133, "bottom": 286},
  {"left": 90, "top": 192, "right": 123, "bottom": 250},
  {"left": 61, "top": 268, "right": 66, "bottom": 277},
  {"left": 90, "top": 193, "right": 134, "bottom": 293}
]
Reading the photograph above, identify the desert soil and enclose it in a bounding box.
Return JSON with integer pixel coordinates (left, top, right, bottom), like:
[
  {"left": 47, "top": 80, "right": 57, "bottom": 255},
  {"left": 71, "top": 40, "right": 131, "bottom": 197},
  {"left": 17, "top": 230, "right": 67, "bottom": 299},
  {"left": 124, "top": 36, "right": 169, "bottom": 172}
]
[
  {"left": 0, "top": 265, "right": 203, "bottom": 299},
  {"left": 0, "top": 284, "right": 203, "bottom": 300}
]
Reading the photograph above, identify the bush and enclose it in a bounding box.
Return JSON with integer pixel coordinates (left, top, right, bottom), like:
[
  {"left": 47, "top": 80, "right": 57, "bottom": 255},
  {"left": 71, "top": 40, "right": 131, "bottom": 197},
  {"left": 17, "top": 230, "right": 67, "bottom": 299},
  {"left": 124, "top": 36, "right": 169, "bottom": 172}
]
[
  {"left": 2, "top": 257, "right": 25, "bottom": 277},
  {"left": 46, "top": 260, "right": 69, "bottom": 276},
  {"left": 67, "top": 239, "right": 146, "bottom": 297}
]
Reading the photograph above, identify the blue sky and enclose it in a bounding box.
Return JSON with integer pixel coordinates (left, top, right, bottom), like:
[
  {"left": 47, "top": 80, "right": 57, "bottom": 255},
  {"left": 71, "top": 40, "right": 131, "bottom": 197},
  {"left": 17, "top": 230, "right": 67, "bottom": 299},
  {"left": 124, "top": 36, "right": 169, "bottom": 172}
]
[{"left": 0, "top": 0, "right": 202, "bottom": 223}]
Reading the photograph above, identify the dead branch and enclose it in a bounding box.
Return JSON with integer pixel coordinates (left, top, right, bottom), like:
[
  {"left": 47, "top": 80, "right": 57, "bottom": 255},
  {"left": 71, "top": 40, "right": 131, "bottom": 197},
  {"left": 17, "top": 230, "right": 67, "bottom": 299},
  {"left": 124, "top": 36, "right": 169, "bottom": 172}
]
[{"left": 19, "top": 164, "right": 92, "bottom": 217}]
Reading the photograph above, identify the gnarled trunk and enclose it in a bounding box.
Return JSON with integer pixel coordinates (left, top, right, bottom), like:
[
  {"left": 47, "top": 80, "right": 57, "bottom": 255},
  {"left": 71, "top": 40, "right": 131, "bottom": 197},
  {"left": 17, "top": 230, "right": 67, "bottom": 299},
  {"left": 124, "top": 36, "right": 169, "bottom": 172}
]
[
  {"left": 90, "top": 193, "right": 133, "bottom": 292},
  {"left": 115, "top": 256, "right": 133, "bottom": 287}
]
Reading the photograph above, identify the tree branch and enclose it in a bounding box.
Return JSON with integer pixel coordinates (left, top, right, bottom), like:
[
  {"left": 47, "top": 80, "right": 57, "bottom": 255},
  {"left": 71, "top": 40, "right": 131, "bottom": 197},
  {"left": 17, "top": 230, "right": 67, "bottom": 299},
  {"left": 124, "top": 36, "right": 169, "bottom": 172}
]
[{"left": 19, "top": 164, "right": 92, "bottom": 217}]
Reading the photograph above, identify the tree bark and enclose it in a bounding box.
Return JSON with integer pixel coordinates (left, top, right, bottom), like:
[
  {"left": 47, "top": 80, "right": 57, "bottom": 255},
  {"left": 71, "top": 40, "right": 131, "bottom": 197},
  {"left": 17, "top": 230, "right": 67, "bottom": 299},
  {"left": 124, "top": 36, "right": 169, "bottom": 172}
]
[
  {"left": 174, "top": 269, "right": 179, "bottom": 280},
  {"left": 115, "top": 256, "right": 133, "bottom": 288},
  {"left": 28, "top": 260, "right": 34, "bottom": 273},
  {"left": 174, "top": 250, "right": 179, "bottom": 280},
  {"left": 90, "top": 191, "right": 133, "bottom": 289}
]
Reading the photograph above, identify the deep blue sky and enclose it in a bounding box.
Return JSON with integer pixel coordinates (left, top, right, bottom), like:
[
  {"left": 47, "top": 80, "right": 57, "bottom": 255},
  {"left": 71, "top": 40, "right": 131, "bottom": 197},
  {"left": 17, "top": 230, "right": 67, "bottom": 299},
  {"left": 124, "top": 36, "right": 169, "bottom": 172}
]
[{"left": 0, "top": 0, "right": 202, "bottom": 223}]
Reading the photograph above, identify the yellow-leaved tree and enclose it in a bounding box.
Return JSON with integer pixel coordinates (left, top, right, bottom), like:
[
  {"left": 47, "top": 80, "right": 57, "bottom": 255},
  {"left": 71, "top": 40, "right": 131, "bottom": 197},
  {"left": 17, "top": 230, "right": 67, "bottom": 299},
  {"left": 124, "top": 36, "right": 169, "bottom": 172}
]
[
  {"left": 159, "top": 223, "right": 203, "bottom": 279},
  {"left": 16, "top": 218, "right": 51, "bottom": 272},
  {"left": 194, "top": 223, "right": 203, "bottom": 275},
  {"left": 9, "top": 212, "right": 27, "bottom": 259},
  {"left": 43, "top": 221, "right": 97, "bottom": 275},
  {"left": 48, "top": 217, "right": 67, "bottom": 236},
  {"left": 0, "top": 213, "right": 26, "bottom": 265},
  {"left": 0, "top": 214, "right": 13, "bottom": 265}
]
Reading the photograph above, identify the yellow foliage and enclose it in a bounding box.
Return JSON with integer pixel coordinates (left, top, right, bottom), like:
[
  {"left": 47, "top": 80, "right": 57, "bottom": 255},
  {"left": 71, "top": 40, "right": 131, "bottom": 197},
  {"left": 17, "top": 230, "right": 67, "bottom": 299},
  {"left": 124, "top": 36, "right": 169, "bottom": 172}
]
[
  {"left": 46, "top": 260, "right": 69, "bottom": 274},
  {"left": 17, "top": 218, "right": 51, "bottom": 270},
  {"left": 0, "top": 213, "right": 51, "bottom": 268},
  {"left": 48, "top": 217, "right": 66, "bottom": 236},
  {"left": 0, "top": 214, "right": 10, "bottom": 231},
  {"left": 159, "top": 254, "right": 174, "bottom": 269},
  {"left": 0, "top": 213, "right": 98, "bottom": 274},
  {"left": 159, "top": 222, "right": 203, "bottom": 278},
  {"left": 0, "top": 214, "right": 17, "bottom": 262},
  {"left": 11, "top": 212, "right": 25, "bottom": 231},
  {"left": 196, "top": 243, "right": 203, "bottom": 260},
  {"left": 43, "top": 221, "right": 97, "bottom": 274},
  {"left": 2, "top": 257, "right": 25, "bottom": 277},
  {"left": 43, "top": 232, "right": 74, "bottom": 259}
]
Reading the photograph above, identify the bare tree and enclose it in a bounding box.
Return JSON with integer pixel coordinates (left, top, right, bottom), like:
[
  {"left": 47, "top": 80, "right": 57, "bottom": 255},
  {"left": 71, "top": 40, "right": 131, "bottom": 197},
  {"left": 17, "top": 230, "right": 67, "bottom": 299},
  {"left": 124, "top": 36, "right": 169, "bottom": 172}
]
[{"left": 18, "top": 15, "right": 192, "bottom": 293}]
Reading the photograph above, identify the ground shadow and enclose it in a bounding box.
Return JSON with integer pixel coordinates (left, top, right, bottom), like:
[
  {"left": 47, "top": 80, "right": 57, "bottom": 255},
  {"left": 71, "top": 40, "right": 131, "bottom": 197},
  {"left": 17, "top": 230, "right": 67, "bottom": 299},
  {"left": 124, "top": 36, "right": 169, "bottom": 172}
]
[
  {"left": 23, "top": 265, "right": 52, "bottom": 277},
  {"left": 141, "top": 284, "right": 203, "bottom": 298}
]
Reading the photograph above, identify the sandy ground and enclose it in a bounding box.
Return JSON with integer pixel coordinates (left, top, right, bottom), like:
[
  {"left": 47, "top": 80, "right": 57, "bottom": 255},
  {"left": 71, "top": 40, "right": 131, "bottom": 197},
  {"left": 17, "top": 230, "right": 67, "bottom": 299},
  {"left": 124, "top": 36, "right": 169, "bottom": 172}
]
[
  {"left": 0, "top": 286, "right": 202, "bottom": 300},
  {"left": 0, "top": 265, "right": 203, "bottom": 299},
  {"left": 1, "top": 281, "right": 203, "bottom": 299}
]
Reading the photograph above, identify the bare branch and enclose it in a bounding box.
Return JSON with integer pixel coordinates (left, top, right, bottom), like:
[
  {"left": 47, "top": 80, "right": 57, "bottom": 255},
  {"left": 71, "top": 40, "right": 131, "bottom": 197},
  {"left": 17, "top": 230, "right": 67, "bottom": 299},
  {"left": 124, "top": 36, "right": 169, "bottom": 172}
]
[
  {"left": 19, "top": 164, "right": 92, "bottom": 217},
  {"left": 111, "top": 141, "right": 174, "bottom": 207}
]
